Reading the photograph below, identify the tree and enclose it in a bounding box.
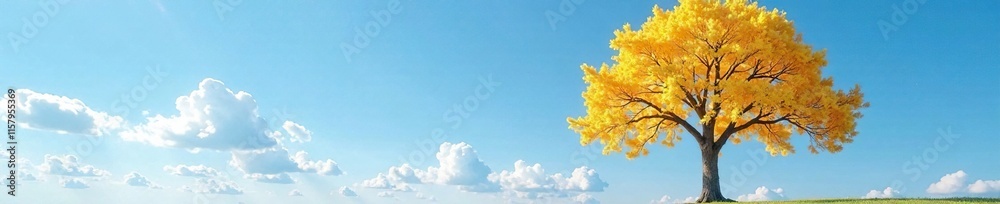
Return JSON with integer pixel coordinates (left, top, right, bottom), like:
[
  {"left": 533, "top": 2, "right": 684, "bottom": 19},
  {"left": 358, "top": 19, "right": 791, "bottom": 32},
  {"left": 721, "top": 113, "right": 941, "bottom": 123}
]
[{"left": 566, "top": 0, "right": 868, "bottom": 202}]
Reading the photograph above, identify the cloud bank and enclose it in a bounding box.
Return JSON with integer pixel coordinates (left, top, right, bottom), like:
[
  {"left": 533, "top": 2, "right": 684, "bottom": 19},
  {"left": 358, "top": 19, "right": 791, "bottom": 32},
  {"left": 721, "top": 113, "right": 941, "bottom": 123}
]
[
  {"left": 15, "top": 89, "right": 123, "bottom": 136},
  {"left": 120, "top": 78, "right": 278, "bottom": 151}
]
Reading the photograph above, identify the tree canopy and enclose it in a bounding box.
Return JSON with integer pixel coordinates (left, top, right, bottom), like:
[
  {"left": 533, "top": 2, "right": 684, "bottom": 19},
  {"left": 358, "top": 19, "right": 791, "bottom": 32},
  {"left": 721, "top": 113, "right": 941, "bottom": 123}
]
[{"left": 567, "top": 0, "right": 869, "bottom": 160}]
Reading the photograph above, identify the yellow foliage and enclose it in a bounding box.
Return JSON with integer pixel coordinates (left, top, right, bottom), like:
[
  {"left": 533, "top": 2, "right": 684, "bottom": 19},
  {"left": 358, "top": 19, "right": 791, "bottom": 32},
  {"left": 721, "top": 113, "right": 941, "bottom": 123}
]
[{"left": 567, "top": 0, "right": 868, "bottom": 159}]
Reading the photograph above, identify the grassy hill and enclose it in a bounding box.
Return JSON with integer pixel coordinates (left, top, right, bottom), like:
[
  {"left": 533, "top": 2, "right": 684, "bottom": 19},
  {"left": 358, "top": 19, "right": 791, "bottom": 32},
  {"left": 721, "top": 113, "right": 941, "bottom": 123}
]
[{"left": 730, "top": 198, "right": 1000, "bottom": 203}]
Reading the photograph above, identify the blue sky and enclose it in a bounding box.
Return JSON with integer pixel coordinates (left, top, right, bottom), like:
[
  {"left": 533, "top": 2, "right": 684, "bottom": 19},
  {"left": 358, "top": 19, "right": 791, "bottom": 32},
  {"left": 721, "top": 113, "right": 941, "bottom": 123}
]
[{"left": 2, "top": 0, "right": 999, "bottom": 203}]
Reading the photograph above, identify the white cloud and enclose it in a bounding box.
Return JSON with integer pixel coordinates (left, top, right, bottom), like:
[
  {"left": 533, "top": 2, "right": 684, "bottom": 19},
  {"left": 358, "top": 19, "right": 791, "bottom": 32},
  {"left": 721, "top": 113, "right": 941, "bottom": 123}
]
[
  {"left": 652, "top": 195, "right": 671, "bottom": 204},
  {"left": 377, "top": 191, "right": 395, "bottom": 198},
  {"left": 361, "top": 142, "right": 496, "bottom": 193},
  {"left": 230, "top": 148, "right": 298, "bottom": 174},
  {"left": 736, "top": 186, "right": 785, "bottom": 201},
  {"left": 180, "top": 178, "right": 243, "bottom": 195},
  {"left": 339, "top": 186, "right": 358, "bottom": 197},
  {"left": 119, "top": 78, "right": 278, "bottom": 151},
  {"left": 124, "top": 172, "right": 161, "bottom": 189},
  {"left": 491, "top": 160, "right": 608, "bottom": 197},
  {"left": 573, "top": 193, "right": 600, "bottom": 204},
  {"left": 282, "top": 121, "right": 312, "bottom": 143},
  {"left": 228, "top": 147, "right": 342, "bottom": 177},
  {"left": 359, "top": 173, "right": 395, "bottom": 189},
  {"left": 386, "top": 163, "right": 423, "bottom": 184},
  {"left": 423, "top": 142, "right": 493, "bottom": 186},
  {"left": 288, "top": 189, "right": 303, "bottom": 196},
  {"left": 14, "top": 89, "right": 123, "bottom": 136},
  {"left": 553, "top": 166, "right": 609, "bottom": 192},
  {"left": 11, "top": 158, "right": 40, "bottom": 182},
  {"left": 20, "top": 172, "right": 38, "bottom": 181},
  {"left": 37, "top": 154, "right": 111, "bottom": 177},
  {"left": 393, "top": 183, "right": 415, "bottom": 192},
  {"left": 968, "top": 180, "right": 1000, "bottom": 194},
  {"left": 863, "top": 187, "right": 897, "bottom": 199},
  {"left": 163, "top": 164, "right": 220, "bottom": 177},
  {"left": 362, "top": 142, "right": 609, "bottom": 200},
  {"left": 357, "top": 173, "right": 416, "bottom": 192},
  {"left": 292, "top": 151, "right": 343, "bottom": 176},
  {"left": 651, "top": 195, "right": 697, "bottom": 204},
  {"left": 415, "top": 192, "right": 436, "bottom": 201},
  {"left": 927, "top": 170, "right": 967, "bottom": 194},
  {"left": 61, "top": 178, "right": 89, "bottom": 189},
  {"left": 245, "top": 173, "right": 295, "bottom": 184},
  {"left": 493, "top": 160, "right": 554, "bottom": 192}
]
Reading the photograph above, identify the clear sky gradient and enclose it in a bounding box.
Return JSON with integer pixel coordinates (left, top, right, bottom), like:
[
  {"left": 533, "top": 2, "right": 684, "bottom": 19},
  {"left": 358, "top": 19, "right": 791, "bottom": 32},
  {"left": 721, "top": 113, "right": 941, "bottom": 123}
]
[{"left": 2, "top": 0, "right": 999, "bottom": 203}]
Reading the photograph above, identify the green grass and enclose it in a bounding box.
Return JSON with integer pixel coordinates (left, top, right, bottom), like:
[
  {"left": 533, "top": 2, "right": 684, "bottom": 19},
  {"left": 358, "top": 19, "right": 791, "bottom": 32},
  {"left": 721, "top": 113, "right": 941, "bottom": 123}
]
[{"left": 721, "top": 198, "right": 1000, "bottom": 203}]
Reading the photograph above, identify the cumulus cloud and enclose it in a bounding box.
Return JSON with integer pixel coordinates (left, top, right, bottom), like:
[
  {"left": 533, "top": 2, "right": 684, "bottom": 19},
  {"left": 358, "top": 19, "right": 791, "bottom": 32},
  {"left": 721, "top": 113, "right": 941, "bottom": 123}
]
[
  {"left": 357, "top": 173, "right": 416, "bottom": 192},
  {"left": 181, "top": 178, "right": 243, "bottom": 195},
  {"left": 20, "top": 172, "right": 38, "bottom": 181},
  {"left": 37, "top": 154, "right": 111, "bottom": 177},
  {"left": 163, "top": 164, "right": 221, "bottom": 177},
  {"left": 423, "top": 142, "right": 493, "bottom": 186},
  {"left": 573, "top": 193, "right": 600, "bottom": 204},
  {"left": 863, "top": 187, "right": 897, "bottom": 199},
  {"left": 927, "top": 170, "right": 967, "bottom": 194},
  {"left": 415, "top": 192, "right": 436, "bottom": 201},
  {"left": 124, "top": 172, "right": 161, "bottom": 189},
  {"left": 339, "top": 186, "right": 358, "bottom": 197},
  {"left": 651, "top": 195, "right": 696, "bottom": 204},
  {"left": 393, "top": 183, "right": 416, "bottom": 192},
  {"left": 291, "top": 151, "right": 343, "bottom": 176},
  {"left": 359, "top": 173, "right": 395, "bottom": 189},
  {"left": 736, "top": 186, "right": 785, "bottom": 201},
  {"left": 377, "top": 191, "right": 395, "bottom": 198},
  {"left": 288, "top": 189, "right": 303, "bottom": 196},
  {"left": 968, "top": 180, "right": 1000, "bottom": 194},
  {"left": 245, "top": 173, "right": 295, "bottom": 184},
  {"left": 119, "top": 78, "right": 278, "bottom": 151},
  {"left": 61, "top": 178, "right": 89, "bottom": 189},
  {"left": 359, "top": 142, "right": 495, "bottom": 192},
  {"left": 228, "top": 147, "right": 343, "bottom": 178},
  {"left": 652, "top": 195, "right": 670, "bottom": 204},
  {"left": 493, "top": 160, "right": 553, "bottom": 192},
  {"left": 492, "top": 160, "right": 608, "bottom": 194},
  {"left": 282, "top": 121, "right": 312, "bottom": 143},
  {"left": 553, "top": 166, "right": 609, "bottom": 192},
  {"left": 362, "top": 142, "right": 610, "bottom": 200},
  {"left": 9, "top": 158, "right": 40, "bottom": 182},
  {"left": 14, "top": 89, "right": 123, "bottom": 136},
  {"left": 230, "top": 148, "right": 299, "bottom": 174},
  {"left": 923, "top": 170, "right": 1000, "bottom": 194},
  {"left": 386, "top": 163, "right": 424, "bottom": 184}
]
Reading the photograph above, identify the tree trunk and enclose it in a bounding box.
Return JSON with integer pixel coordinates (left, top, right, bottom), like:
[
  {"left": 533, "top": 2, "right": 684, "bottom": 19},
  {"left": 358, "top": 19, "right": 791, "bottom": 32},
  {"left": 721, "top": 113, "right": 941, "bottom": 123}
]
[{"left": 696, "top": 145, "right": 733, "bottom": 203}]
